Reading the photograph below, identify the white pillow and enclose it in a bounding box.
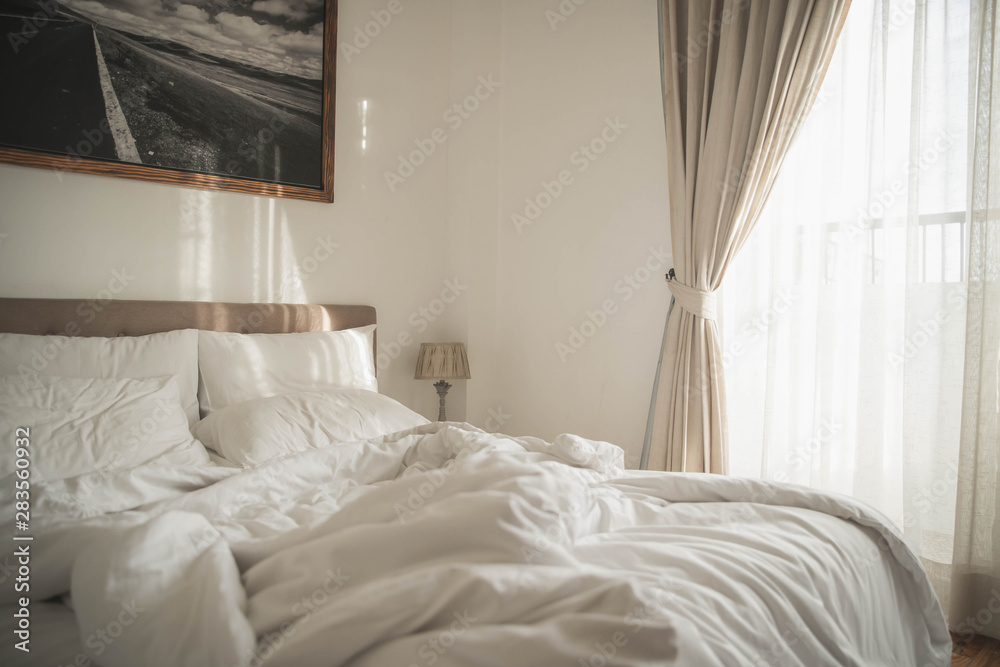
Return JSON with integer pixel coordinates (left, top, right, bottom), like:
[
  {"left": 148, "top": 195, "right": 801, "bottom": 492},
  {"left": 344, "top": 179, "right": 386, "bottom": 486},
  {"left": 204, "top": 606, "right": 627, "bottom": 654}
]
[
  {"left": 0, "top": 330, "right": 200, "bottom": 427},
  {"left": 193, "top": 387, "right": 428, "bottom": 466},
  {"left": 0, "top": 374, "right": 210, "bottom": 482},
  {"left": 197, "top": 325, "right": 377, "bottom": 416}
]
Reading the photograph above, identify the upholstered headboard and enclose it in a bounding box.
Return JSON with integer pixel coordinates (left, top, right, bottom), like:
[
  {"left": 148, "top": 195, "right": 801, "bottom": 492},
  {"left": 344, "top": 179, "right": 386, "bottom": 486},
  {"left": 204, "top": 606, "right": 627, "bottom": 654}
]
[{"left": 0, "top": 297, "right": 376, "bottom": 342}]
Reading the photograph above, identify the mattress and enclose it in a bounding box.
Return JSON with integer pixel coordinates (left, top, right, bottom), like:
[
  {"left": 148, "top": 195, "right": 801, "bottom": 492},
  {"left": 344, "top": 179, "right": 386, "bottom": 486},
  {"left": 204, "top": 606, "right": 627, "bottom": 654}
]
[{"left": 0, "top": 422, "right": 951, "bottom": 666}]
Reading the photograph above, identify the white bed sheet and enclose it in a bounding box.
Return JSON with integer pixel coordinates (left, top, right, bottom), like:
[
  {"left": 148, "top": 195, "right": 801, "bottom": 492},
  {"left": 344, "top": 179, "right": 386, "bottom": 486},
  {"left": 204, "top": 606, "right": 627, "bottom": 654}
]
[
  {"left": 207, "top": 450, "right": 243, "bottom": 468},
  {"left": 0, "top": 423, "right": 950, "bottom": 666}
]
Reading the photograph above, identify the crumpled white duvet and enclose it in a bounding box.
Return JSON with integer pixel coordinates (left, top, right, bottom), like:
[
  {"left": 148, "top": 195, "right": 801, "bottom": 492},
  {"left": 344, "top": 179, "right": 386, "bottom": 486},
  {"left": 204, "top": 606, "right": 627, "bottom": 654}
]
[{"left": 3, "top": 423, "right": 950, "bottom": 666}]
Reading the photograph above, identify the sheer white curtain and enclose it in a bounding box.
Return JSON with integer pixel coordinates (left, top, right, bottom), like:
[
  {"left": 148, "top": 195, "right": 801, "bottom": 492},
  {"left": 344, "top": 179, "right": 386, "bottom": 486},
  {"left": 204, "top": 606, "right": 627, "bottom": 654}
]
[
  {"left": 950, "top": 0, "right": 1000, "bottom": 639},
  {"left": 721, "top": 0, "right": 997, "bottom": 631}
]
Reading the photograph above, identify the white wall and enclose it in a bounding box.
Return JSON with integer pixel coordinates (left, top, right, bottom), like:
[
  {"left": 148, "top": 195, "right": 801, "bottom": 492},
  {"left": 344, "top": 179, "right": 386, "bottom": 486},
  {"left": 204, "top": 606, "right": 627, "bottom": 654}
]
[
  {"left": 482, "top": 0, "right": 671, "bottom": 466},
  {"left": 0, "top": 0, "right": 670, "bottom": 466}
]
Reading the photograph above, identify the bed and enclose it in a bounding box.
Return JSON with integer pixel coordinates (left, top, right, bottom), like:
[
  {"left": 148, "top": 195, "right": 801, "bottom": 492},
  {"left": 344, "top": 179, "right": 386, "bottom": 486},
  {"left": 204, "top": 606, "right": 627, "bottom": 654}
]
[{"left": 0, "top": 297, "right": 951, "bottom": 666}]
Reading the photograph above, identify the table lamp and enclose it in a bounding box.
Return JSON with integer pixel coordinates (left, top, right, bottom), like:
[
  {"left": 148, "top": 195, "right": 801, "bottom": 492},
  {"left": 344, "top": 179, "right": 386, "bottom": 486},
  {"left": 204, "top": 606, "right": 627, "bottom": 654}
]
[{"left": 414, "top": 342, "right": 471, "bottom": 421}]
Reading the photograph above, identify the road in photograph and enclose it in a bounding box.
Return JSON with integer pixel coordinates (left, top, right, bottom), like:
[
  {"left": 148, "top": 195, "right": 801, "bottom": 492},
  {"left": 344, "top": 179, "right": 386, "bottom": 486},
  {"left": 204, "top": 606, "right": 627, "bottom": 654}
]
[{"left": 0, "top": 5, "right": 117, "bottom": 160}]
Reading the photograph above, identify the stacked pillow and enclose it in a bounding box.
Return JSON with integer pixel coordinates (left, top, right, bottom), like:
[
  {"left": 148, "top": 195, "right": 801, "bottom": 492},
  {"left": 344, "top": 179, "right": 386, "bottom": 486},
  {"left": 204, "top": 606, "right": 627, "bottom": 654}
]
[
  {"left": 0, "top": 329, "right": 200, "bottom": 426},
  {"left": 0, "top": 374, "right": 209, "bottom": 482},
  {"left": 194, "top": 325, "right": 427, "bottom": 465},
  {"left": 196, "top": 325, "right": 379, "bottom": 416},
  {"left": 193, "top": 387, "right": 428, "bottom": 467},
  {"left": 0, "top": 324, "right": 428, "bottom": 479},
  {"left": 0, "top": 329, "right": 209, "bottom": 483}
]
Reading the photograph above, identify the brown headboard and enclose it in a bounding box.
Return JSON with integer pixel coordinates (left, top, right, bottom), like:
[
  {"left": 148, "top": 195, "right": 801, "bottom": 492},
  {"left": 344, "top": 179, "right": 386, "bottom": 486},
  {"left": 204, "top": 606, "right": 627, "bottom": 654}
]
[{"left": 0, "top": 298, "right": 376, "bottom": 339}]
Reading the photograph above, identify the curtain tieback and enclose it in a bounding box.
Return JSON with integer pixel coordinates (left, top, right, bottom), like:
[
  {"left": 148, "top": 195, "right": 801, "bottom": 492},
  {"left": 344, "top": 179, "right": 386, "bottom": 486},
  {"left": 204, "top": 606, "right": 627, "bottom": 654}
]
[{"left": 666, "top": 274, "right": 718, "bottom": 320}]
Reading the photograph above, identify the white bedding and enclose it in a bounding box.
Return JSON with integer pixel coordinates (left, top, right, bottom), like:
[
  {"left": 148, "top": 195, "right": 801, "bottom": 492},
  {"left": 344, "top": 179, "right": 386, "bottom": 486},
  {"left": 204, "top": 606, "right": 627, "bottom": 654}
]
[
  {"left": 0, "top": 329, "right": 201, "bottom": 427},
  {"left": 0, "top": 423, "right": 950, "bottom": 666},
  {"left": 0, "top": 374, "right": 210, "bottom": 481}
]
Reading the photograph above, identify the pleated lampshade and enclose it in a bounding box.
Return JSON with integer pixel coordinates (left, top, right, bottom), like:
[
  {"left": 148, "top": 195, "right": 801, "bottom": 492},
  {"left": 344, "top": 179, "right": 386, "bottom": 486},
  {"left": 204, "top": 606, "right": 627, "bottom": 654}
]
[{"left": 414, "top": 342, "right": 471, "bottom": 380}]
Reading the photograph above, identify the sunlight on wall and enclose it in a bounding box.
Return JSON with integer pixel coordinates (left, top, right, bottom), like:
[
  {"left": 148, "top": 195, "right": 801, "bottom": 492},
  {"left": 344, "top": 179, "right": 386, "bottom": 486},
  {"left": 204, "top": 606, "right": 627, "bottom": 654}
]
[
  {"left": 250, "top": 198, "right": 272, "bottom": 302},
  {"left": 246, "top": 197, "right": 309, "bottom": 304},
  {"left": 276, "top": 212, "right": 307, "bottom": 303},
  {"left": 361, "top": 99, "right": 369, "bottom": 154},
  {"left": 178, "top": 190, "right": 215, "bottom": 302}
]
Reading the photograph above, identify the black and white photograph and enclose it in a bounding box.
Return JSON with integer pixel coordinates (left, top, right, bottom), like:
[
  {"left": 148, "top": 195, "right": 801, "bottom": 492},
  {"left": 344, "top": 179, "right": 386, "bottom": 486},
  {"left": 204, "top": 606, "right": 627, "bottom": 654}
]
[{"left": 0, "top": 0, "right": 334, "bottom": 198}]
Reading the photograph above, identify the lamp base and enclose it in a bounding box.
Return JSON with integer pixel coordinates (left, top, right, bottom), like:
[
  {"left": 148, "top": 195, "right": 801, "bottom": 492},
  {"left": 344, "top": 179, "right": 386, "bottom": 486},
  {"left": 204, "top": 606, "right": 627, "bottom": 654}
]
[{"left": 433, "top": 380, "right": 451, "bottom": 421}]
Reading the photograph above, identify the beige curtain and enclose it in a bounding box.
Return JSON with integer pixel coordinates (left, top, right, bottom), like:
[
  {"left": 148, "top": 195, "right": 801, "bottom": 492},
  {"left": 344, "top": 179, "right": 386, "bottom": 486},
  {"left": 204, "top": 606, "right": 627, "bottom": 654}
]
[
  {"left": 646, "top": 0, "right": 852, "bottom": 472},
  {"left": 949, "top": 0, "right": 1000, "bottom": 639}
]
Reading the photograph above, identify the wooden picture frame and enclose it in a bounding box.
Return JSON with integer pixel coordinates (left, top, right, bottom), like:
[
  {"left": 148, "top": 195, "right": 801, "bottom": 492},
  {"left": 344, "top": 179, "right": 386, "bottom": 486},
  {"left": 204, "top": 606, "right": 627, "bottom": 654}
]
[{"left": 0, "top": 0, "right": 337, "bottom": 203}]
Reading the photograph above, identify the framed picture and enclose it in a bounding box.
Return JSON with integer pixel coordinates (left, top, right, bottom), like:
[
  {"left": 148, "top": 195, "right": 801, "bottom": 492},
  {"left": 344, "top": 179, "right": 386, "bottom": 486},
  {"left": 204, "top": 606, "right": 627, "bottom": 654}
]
[{"left": 0, "top": 0, "right": 337, "bottom": 203}]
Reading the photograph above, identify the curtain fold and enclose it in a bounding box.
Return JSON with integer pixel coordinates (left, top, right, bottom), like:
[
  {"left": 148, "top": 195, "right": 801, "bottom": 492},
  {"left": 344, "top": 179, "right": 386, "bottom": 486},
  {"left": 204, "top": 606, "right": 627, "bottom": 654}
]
[
  {"left": 950, "top": 0, "right": 1000, "bottom": 639},
  {"left": 647, "top": 0, "right": 852, "bottom": 472}
]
